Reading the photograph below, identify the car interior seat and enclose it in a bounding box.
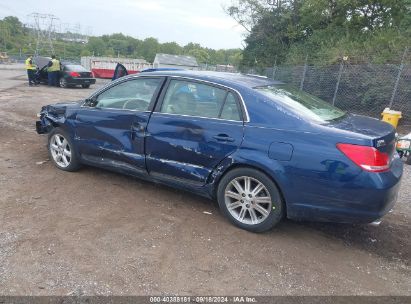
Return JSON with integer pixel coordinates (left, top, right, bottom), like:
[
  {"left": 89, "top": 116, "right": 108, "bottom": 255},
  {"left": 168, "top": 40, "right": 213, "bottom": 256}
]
[{"left": 171, "top": 92, "right": 197, "bottom": 115}]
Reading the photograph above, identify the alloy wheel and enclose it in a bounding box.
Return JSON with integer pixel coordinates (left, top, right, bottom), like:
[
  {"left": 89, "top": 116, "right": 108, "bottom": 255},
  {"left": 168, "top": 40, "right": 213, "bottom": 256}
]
[
  {"left": 60, "top": 78, "right": 67, "bottom": 88},
  {"left": 49, "top": 134, "right": 71, "bottom": 168},
  {"left": 224, "top": 176, "right": 272, "bottom": 225}
]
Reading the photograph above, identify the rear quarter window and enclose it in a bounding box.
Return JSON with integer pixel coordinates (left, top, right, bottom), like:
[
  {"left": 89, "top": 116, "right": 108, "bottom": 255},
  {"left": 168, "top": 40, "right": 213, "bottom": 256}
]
[
  {"left": 256, "top": 85, "right": 346, "bottom": 122},
  {"left": 65, "top": 65, "right": 88, "bottom": 72},
  {"left": 220, "top": 92, "right": 241, "bottom": 121}
]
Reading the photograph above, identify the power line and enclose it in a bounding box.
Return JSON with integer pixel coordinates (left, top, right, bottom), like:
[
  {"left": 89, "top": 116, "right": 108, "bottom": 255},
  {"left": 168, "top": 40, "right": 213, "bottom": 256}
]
[{"left": 26, "top": 13, "right": 60, "bottom": 56}]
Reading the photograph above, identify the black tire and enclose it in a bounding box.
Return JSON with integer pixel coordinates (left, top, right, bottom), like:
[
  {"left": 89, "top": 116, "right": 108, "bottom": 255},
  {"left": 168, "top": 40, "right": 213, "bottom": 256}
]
[
  {"left": 48, "top": 127, "right": 81, "bottom": 172},
  {"left": 82, "top": 84, "right": 90, "bottom": 88},
  {"left": 59, "top": 78, "right": 67, "bottom": 88},
  {"left": 406, "top": 152, "right": 411, "bottom": 165},
  {"left": 217, "top": 167, "right": 284, "bottom": 232}
]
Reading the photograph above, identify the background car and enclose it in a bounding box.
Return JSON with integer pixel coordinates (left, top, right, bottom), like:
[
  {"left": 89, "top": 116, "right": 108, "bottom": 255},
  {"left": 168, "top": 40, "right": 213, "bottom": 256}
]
[
  {"left": 34, "top": 56, "right": 96, "bottom": 88},
  {"left": 36, "top": 70, "right": 403, "bottom": 232}
]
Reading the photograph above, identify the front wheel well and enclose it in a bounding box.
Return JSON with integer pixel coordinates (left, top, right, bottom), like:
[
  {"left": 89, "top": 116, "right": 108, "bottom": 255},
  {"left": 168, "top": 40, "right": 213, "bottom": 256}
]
[{"left": 212, "top": 163, "right": 288, "bottom": 214}]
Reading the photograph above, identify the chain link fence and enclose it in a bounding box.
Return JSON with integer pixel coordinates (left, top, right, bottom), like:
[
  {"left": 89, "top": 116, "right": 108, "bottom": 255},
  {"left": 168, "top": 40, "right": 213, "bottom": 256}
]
[
  {"left": 3, "top": 52, "right": 81, "bottom": 64},
  {"left": 240, "top": 49, "right": 411, "bottom": 126}
]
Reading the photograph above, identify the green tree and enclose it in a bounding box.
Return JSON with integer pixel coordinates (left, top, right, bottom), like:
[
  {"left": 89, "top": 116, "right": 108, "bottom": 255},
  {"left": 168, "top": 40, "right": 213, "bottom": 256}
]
[
  {"left": 80, "top": 49, "right": 92, "bottom": 56},
  {"left": 86, "top": 37, "right": 105, "bottom": 56},
  {"left": 141, "top": 37, "right": 160, "bottom": 62},
  {"left": 227, "top": 0, "right": 411, "bottom": 65},
  {"left": 0, "top": 15, "right": 244, "bottom": 67},
  {"left": 104, "top": 48, "right": 115, "bottom": 57},
  {"left": 188, "top": 48, "right": 210, "bottom": 64},
  {"left": 2, "top": 16, "right": 24, "bottom": 36},
  {"left": 160, "top": 42, "right": 182, "bottom": 55},
  {"left": 183, "top": 42, "right": 203, "bottom": 53}
]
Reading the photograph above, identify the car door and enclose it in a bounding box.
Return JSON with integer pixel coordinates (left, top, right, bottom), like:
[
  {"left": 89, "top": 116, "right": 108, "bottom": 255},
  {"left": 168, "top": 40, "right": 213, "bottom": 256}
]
[
  {"left": 145, "top": 78, "right": 245, "bottom": 186},
  {"left": 112, "top": 63, "right": 128, "bottom": 80},
  {"left": 73, "top": 77, "right": 165, "bottom": 174}
]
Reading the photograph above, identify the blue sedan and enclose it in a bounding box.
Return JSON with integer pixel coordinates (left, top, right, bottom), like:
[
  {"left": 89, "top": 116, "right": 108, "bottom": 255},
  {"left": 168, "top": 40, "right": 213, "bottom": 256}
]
[{"left": 36, "top": 70, "right": 403, "bottom": 232}]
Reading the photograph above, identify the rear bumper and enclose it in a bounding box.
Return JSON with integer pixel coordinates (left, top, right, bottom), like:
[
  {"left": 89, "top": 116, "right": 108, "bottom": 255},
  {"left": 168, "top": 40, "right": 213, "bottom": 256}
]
[
  {"left": 288, "top": 183, "right": 400, "bottom": 223},
  {"left": 65, "top": 77, "right": 96, "bottom": 85},
  {"left": 287, "top": 158, "right": 403, "bottom": 224}
]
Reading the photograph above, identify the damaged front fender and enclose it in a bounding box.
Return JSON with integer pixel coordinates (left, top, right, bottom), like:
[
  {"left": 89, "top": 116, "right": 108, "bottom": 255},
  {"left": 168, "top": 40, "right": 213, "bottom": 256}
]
[
  {"left": 36, "top": 114, "right": 63, "bottom": 134},
  {"left": 35, "top": 103, "right": 70, "bottom": 134},
  {"left": 35, "top": 118, "right": 52, "bottom": 134}
]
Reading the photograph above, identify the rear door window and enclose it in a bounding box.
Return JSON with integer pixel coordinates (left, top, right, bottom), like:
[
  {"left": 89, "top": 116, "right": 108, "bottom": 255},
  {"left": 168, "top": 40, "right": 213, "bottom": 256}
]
[{"left": 160, "top": 79, "right": 242, "bottom": 121}]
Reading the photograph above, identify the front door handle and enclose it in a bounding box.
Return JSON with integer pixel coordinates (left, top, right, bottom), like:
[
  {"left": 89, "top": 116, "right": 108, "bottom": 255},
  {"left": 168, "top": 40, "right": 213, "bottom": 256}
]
[
  {"left": 213, "top": 134, "right": 235, "bottom": 142},
  {"left": 131, "top": 122, "right": 146, "bottom": 139},
  {"left": 131, "top": 121, "right": 146, "bottom": 131}
]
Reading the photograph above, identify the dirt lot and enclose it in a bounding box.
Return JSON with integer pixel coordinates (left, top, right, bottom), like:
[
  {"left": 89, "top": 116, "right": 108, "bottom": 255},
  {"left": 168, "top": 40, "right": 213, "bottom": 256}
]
[{"left": 0, "top": 67, "right": 410, "bottom": 296}]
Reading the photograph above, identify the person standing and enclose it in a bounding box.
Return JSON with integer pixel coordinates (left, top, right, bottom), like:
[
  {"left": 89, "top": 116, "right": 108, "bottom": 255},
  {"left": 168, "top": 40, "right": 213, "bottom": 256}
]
[
  {"left": 25, "top": 55, "right": 37, "bottom": 86},
  {"left": 47, "top": 55, "right": 61, "bottom": 87}
]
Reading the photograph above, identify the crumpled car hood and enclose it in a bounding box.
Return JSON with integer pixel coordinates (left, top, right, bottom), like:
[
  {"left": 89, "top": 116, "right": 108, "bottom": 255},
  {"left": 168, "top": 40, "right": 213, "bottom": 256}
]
[{"left": 40, "top": 100, "right": 82, "bottom": 115}]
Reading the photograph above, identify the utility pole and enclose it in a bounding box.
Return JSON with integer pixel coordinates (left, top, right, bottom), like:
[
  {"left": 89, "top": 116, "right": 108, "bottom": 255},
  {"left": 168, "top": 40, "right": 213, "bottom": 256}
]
[
  {"left": 389, "top": 47, "right": 408, "bottom": 109},
  {"left": 27, "top": 13, "right": 60, "bottom": 56},
  {"left": 300, "top": 54, "right": 308, "bottom": 90},
  {"left": 332, "top": 57, "right": 346, "bottom": 106}
]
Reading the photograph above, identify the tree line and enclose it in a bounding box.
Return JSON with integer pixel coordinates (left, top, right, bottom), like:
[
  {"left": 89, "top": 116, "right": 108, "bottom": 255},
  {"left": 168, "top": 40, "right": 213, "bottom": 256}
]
[
  {"left": 3, "top": 1, "right": 410, "bottom": 69},
  {"left": 0, "top": 16, "right": 242, "bottom": 66},
  {"left": 225, "top": 0, "right": 411, "bottom": 66}
]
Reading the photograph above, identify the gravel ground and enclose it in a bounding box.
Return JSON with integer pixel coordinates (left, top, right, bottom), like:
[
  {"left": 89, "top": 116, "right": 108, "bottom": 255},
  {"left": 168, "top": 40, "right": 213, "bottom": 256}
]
[{"left": 0, "top": 68, "right": 410, "bottom": 296}]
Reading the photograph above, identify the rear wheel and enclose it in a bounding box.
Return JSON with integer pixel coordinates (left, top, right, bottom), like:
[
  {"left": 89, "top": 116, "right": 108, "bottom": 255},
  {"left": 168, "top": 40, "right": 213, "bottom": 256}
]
[
  {"left": 82, "top": 84, "right": 90, "bottom": 88},
  {"left": 48, "top": 128, "right": 81, "bottom": 172},
  {"left": 217, "top": 168, "right": 284, "bottom": 232},
  {"left": 59, "top": 77, "right": 67, "bottom": 88}
]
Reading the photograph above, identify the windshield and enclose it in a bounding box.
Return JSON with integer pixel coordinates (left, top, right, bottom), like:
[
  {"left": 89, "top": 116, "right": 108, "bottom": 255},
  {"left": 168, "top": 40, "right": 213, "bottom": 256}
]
[{"left": 255, "top": 85, "right": 346, "bottom": 122}]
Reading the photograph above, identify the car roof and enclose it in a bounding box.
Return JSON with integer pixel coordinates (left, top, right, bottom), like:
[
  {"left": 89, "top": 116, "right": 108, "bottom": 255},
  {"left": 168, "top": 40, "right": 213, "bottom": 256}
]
[
  {"left": 136, "top": 70, "right": 282, "bottom": 89},
  {"left": 141, "top": 68, "right": 182, "bottom": 72}
]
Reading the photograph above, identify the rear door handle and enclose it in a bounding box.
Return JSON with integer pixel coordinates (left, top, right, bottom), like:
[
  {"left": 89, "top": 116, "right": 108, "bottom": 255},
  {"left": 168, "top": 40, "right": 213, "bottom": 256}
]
[{"left": 213, "top": 134, "right": 235, "bottom": 142}]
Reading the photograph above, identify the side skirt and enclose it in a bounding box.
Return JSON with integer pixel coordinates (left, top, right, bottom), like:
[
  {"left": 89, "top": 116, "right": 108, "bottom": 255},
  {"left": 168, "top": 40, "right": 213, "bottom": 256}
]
[{"left": 79, "top": 156, "right": 213, "bottom": 200}]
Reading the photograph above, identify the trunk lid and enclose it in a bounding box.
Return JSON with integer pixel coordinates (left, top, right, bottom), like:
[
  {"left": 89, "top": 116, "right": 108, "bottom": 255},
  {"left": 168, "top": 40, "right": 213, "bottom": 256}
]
[{"left": 329, "top": 114, "right": 396, "bottom": 155}]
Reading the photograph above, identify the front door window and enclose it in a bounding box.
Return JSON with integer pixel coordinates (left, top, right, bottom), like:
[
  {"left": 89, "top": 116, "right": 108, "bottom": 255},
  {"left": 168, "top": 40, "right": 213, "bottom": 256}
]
[{"left": 94, "top": 78, "right": 163, "bottom": 111}]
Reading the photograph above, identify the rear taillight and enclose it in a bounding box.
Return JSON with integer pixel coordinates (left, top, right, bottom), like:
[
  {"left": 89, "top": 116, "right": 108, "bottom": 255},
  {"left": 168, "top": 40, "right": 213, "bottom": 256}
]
[
  {"left": 337, "top": 143, "right": 390, "bottom": 172},
  {"left": 69, "top": 71, "right": 80, "bottom": 77}
]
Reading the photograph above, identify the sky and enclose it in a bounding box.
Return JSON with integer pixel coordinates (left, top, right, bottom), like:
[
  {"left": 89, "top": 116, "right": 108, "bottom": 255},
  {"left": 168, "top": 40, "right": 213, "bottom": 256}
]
[{"left": 0, "top": 0, "right": 247, "bottom": 49}]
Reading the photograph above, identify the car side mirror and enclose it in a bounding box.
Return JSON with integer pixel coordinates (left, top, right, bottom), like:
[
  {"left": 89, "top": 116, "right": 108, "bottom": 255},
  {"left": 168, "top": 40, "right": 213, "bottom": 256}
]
[{"left": 84, "top": 97, "right": 98, "bottom": 107}]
